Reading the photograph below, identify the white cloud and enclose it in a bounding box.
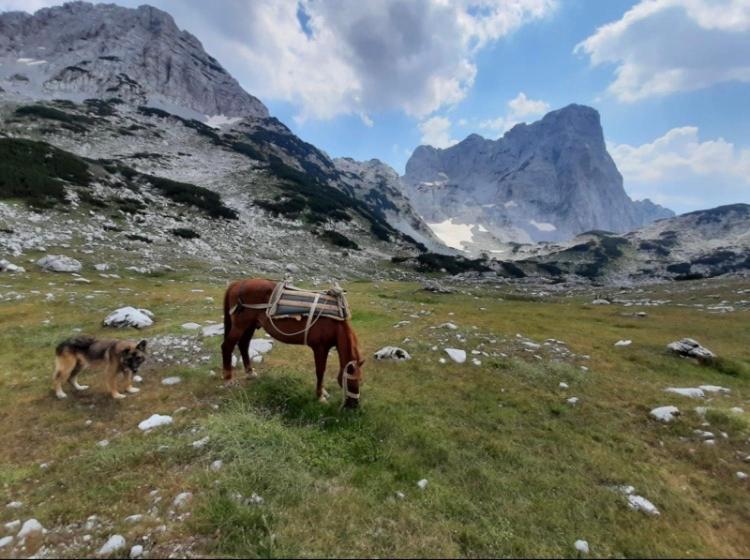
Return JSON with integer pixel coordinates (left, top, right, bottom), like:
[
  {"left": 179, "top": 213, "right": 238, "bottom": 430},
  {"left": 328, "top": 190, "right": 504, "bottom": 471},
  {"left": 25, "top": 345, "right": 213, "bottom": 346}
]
[
  {"left": 609, "top": 126, "right": 750, "bottom": 212},
  {"left": 479, "top": 92, "right": 550, "bottom": 133},
  {"left": 419, "top": 116, "right": 457, "bottom": 149},
  {"left": 576, "top": 0, "right": 750, "bottom": 102},
  {"left": 2, "top": 1, "right": 555, "bottom": 121}
]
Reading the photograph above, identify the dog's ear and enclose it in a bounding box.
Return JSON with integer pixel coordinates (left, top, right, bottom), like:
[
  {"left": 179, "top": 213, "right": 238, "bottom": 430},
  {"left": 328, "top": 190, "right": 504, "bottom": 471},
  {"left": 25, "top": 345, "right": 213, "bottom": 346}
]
[{"left": 136, "top": 339, "right": 147, "bottom": 351}]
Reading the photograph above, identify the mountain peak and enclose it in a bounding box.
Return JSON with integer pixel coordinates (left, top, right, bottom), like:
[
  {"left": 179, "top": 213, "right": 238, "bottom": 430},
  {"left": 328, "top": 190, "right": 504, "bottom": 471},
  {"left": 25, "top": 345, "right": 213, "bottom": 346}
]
[{"left": 0, "top": 2, "right": 268, "bottom": 119}]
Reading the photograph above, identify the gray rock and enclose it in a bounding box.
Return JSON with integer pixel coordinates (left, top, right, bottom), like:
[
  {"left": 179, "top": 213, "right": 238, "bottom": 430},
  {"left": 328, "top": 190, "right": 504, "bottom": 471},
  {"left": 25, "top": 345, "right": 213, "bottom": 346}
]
[
  {"left": 36, "top": 254, "right": 81, "bottom": 273},
  {"left": 0, "top": 3, "right": 267, "bottom": 118},
  {"left": 667, "top": 338, "right": 716, "bottom": 361}
]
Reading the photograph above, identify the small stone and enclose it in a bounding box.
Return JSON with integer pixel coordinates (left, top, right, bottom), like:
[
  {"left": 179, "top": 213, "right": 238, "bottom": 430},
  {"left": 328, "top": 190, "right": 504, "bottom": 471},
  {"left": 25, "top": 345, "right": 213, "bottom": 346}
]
[
  {"left": 395, "top": 491, "right": 405, "bottom": 500},
  {"left": 173, "top": 492, "right": 193, "bottom": 509},
  {"left": 0, "top": 536, "right": 13, "bottom": 549},
  {"left": 97, "top": 439, "right": 109, "bottom": 447},
  {"left": 191, "top": 436, "right": 210, "bottom": 449},
  {"left": 161, "top": 376, "right": 182, "bottom": 386},
  {"left": 210, "top": 460, "right": 223, "bottom": 472},
  {"left": 559, "top": 382, "right": 569, "bottom": 389},
  {"left": 124, "top": 514, "right": 143, "bottom": 523},
  {"left": 98, "top": 534, "right": 126, "bottom": 555},
  {"left": 4, "top": 520, "right": 20, "bottom": 532},
  {"left": 130, "top": 544, "right": 144, "bottom": 558},
  {"left": 567, "top": 397, "right": 579, "bottom": 405},
  {"left": 737, "top": 472, "right": 748, "bottom": 480},
  {"left": 614, "top": 339, "right": 632, "bottom": 347},
  {"left": 17, "top": 518, "right": 44, "bottom": 539},
  {"left": 6, "top": 501, "right": 22, "bottom": 509},
  {"left": 417, "top": 479, "right": 428, "bottom": 489},
  {"left": 574, "top": 539, "right": 589, "bottom": 554}
]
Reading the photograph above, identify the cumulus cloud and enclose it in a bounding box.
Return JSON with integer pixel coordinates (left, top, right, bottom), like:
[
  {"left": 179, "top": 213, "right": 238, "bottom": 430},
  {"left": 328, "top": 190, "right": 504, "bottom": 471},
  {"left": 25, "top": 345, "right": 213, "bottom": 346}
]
[
  {"left": 1, "top": 0, "right": 554, "bottom": 121},
  {"left": 609, "top": 126, "right": 750, "bottom": 211},
  {"left": 576, "top": 0, "right": 750, "bottom": 102},
  {"left": 419, "top": 116, "right": 457, "bottom": 148},
  {"left": 479, "top": 92, "right": 550, "bottom": 134}
]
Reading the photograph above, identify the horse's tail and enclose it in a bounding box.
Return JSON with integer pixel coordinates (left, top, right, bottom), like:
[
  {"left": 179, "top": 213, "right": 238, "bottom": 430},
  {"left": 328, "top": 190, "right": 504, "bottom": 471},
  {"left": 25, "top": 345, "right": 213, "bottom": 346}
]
[{"left": 223, "top": 282, "right": 235, "bottom": 337}]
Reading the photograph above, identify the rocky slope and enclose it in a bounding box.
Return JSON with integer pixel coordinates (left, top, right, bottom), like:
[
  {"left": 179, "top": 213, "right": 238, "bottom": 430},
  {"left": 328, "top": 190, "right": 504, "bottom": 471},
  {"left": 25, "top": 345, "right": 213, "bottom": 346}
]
[
  {"left": 0, "top": 2, "right": 443, "bottom": 277},
  {"left": 402, "top": 104, "right": 673, "bottom": 252},
  {"left": 515, "top": 204, "right": 750, "bottom": 284},
  {"left": 0, "top": 1, "right": 267, "bottom": 119}
]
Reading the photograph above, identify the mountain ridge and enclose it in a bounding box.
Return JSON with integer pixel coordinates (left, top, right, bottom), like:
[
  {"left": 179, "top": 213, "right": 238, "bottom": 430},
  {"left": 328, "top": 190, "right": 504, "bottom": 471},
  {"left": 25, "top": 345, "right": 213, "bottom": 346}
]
[{"left": 401, "top": 104, "right": 674, "bottom": 253}]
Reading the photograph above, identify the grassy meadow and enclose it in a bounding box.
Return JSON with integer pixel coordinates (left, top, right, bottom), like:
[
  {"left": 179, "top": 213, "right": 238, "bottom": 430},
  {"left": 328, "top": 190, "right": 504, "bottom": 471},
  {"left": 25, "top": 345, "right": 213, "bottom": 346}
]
[{"left": 0, "top": 262, "right": 748, "bottom": 557}]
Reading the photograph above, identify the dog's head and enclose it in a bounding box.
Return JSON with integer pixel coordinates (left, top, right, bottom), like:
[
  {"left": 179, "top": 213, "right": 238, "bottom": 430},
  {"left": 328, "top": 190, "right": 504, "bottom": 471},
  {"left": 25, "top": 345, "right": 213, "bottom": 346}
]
[{"left": 122, "top": 340, "right": 147, "bottom": 372}]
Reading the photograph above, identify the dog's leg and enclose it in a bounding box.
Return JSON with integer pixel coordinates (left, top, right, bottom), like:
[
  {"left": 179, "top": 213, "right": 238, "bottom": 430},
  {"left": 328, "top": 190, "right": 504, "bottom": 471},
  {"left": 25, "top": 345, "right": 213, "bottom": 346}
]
[
  {"left": 239, "top": 326, "right": 258, "bottom": 379},
  {"left": 107, "top": 364, "right": 126, "bottom": 399},
  {"left": 124, "top": 370, "right": 140, "bottom": 394},
  {"left": 53, "top": 355, "right": 73, "bottom": 399},
  {"left": 68, "top": 360, "right": 89, "bottom": 392}
]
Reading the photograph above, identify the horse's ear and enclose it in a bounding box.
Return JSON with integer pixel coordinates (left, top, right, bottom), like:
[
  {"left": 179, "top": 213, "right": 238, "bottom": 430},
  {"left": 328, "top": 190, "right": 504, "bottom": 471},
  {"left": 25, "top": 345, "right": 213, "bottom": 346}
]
[
  {"left": 357, "top": 359, "right": 366, "bottom": 367},
  {"left": 346, "top": 362, "right": 357, "bottom": 374}
]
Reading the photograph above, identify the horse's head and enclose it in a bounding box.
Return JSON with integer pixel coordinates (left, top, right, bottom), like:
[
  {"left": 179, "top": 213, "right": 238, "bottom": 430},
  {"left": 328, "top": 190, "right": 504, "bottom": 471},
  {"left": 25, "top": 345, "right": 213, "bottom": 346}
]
[{"left": 339, "top": 358, "right": 365, "bottom": 409}]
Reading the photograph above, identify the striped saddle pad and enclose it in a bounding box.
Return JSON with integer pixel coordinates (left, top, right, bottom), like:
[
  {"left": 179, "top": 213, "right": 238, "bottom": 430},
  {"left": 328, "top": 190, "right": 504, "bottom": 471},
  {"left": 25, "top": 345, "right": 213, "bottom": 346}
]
[{"left": 268, "top": 282, "right": 351, "bottom": 321}]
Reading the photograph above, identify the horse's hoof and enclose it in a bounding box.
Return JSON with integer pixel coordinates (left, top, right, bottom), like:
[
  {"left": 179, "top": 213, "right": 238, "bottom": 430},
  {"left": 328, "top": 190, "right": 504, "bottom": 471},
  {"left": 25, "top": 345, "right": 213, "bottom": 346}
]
[
  {"left": 224, "top": 379, "right": 239, "bottom": 388},
  {"left": 318, "top": 395, "right": 329, "bottom": 403},
  {"left": 245, "top": 370, "right": 258, "bottom": 380},
  {"left": 322, "top": 388, "right": 330, "bottom": 398}
]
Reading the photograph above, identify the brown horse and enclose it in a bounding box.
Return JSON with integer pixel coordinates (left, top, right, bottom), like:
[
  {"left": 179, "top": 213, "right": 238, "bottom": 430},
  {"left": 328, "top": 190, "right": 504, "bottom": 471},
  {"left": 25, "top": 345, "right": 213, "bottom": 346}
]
[{"left": 221, "top": 278, "right": 365, "bottom": 408}]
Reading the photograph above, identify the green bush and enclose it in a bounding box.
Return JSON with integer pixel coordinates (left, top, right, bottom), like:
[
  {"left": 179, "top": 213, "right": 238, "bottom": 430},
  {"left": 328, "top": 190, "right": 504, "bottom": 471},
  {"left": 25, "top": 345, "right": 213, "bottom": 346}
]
[
  {"left": 416, "top": 253, "right": 490, "bottom": 274},
  {"left": 319, "top": 230, "right": 360, "bottom": 250},
  {"left": 171, "top": 228, "right": 201, "bottom": 239},
  {"left": 143, "top": 174, "right": 238, "bottom": 220},
  {"left": 15, "top": 104, "right": 94, "bottom": 133},
  {"left": 0, "top": 138, "right": 92, "bottom": 208}
]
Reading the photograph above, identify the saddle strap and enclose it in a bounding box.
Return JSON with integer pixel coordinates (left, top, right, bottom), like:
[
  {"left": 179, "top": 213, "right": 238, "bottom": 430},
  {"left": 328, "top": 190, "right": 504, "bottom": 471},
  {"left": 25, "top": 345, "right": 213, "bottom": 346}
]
[{"left": 303, "top": 293, "right": 320, "bottom": 346}]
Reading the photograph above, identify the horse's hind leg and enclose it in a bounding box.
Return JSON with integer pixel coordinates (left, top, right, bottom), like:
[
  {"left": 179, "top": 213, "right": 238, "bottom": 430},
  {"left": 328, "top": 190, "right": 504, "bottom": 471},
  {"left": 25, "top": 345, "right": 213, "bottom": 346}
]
[
  {"left": 221, "top": 325, "right": 244, "bottom": 386},
  {"left": 313, "top": 346, "right": 330, "bottom": 402},
  {"left": 239, "top": 325, "right": 258, "bottom": 379}
]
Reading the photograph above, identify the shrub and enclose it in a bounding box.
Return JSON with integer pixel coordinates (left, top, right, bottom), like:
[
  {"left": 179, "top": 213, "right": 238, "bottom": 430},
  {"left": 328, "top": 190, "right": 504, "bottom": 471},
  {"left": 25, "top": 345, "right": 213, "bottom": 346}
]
[
  {"left": 171, "top": 228, "right": 201, "bottom": 239},
  {"left": 126, "top": 234, "right": 152, "bottom": 244},
  {"left": 0, "top": 138, "right": 91, "bottom": 208},
  {"left": 15, "top": 104, "right": 94, "bottom": 133},
  {"left": 416, "top": 253, "right": 490, "bottom": 274},
  {"left": 143, "top": 174, "right": 238, "bottom": 220},
  {"left": 319, "top": 230, "right": 360, "bottom": 250}
]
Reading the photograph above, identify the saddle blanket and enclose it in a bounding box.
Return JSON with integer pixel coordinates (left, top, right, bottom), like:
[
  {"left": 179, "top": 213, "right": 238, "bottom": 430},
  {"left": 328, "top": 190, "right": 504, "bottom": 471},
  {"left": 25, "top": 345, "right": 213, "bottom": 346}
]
[{"left": 268, "top": 282, "right": 351, "bottom": 321}]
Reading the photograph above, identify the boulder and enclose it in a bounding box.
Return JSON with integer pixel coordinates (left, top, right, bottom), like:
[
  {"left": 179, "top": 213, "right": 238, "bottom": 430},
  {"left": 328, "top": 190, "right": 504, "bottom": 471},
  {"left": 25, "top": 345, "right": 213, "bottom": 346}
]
[
  {"left": 36, "top": 254, "right": 81, "bottom": 273},
  {"left": 667, "top": 338, "right": 716, "bottom": 361},
  {"left": 98, "top": 534, "right": 126, "bottom": 556},
  {"left": 103, "top": 307, "right": 154, "bottom": 329},
  {"left": 650, "top": 405, "right": 680, "bottom": 422},
  {"left": 138, "top": 414, "right": 173, "bottom": 431},
  {"left": 0, "top": 259, "right": 25, "bottom": 273},
  {"left": 444, "top": 348, "right": 466, "bottom": 363}
]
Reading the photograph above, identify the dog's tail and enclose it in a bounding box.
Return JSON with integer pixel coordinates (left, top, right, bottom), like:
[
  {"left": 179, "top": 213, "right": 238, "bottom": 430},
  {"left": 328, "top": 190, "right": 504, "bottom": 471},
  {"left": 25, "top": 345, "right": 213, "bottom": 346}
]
[{"left": 56, "top": 335, "right": 97, "bottom": 356}]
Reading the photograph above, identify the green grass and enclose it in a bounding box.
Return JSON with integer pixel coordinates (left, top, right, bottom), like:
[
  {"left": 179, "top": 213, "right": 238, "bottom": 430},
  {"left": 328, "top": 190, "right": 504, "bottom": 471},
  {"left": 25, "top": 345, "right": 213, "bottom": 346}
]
[{"left": 0, "top": 272, "right": 748, "bottom": 557}]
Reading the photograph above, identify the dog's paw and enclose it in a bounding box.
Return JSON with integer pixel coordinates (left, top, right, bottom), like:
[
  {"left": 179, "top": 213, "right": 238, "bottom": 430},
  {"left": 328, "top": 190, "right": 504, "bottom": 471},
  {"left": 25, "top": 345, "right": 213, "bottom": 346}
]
[
  {"left": 73, "top": 383, "right": 89, "bottom": 391},
  {"left": 126, "top": 387, "right": 140, "bottom": 394},
  {"left": 55, "top": 390, "right": 67, "bottom": 399},
  {"left": 112, "top": 393, "right": 126, "bottom": 400}
]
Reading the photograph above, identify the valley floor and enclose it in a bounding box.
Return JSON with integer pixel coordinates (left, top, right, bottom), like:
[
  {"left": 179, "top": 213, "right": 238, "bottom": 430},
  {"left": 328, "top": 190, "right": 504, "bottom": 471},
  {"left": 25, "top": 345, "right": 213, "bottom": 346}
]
[{"left": 0, "top": 265, "right": 748, "bottom": 557}]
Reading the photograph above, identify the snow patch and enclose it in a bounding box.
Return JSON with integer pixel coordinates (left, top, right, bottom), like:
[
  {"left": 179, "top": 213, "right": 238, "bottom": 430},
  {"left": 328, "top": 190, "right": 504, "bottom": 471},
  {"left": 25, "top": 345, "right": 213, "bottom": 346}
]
[
  {"left": 529, "top": 219, "right": 556, "bottom": 232},
  {"left": 204, "top": 114, "right": 243, "bottom": 129},
  {"left": 427, "top": 218, "right": 475, "bottom": 250}
]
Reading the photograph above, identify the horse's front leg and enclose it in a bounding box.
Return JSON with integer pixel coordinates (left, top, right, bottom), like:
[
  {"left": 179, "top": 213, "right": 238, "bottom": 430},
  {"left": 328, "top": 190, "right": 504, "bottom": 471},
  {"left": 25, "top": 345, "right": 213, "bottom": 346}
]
[
  {"left": 239, "top": 326, "right": 258, "bottom": 379},
  {"left": 313, "top": 345, "right": 330, "bottom": 402}
]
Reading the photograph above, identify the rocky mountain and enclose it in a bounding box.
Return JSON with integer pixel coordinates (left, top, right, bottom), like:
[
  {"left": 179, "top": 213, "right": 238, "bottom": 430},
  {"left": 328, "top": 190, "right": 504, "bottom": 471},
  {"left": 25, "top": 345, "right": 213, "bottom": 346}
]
[
  {"left": 0, "top": 2, "right": 442, "bottom": 278},
  {"left": 0, "top": 1, "right": 267, "bottom": 119},
  {"left": 334, "top": 158, "right": 447, "bottom": 253},
  {"left": 402, "top": 104, "right": 674, "bottom": 253}
]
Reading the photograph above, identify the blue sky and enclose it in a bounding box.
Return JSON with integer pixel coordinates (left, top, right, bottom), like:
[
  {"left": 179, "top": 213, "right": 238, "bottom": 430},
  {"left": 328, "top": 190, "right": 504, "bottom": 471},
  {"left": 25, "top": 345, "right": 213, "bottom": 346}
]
[{"left": 3, "top": 0, "right": 749, "bottom": 214}]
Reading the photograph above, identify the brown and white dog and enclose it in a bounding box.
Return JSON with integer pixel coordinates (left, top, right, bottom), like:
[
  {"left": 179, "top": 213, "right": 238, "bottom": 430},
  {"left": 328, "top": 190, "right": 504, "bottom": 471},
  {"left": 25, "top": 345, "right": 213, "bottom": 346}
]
[{"left": 52, "top": 336, "right": 147, "bottom": 399}]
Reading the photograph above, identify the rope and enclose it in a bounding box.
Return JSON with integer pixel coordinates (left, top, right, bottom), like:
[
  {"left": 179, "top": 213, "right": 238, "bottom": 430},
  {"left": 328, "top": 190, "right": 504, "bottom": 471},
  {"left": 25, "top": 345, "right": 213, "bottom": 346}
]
[
  {"left": 303, "top": 293, "right": 320, "bottom": 346},
  {"left": 265, "top": 303, "right": 325, "bottom": 342}
]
